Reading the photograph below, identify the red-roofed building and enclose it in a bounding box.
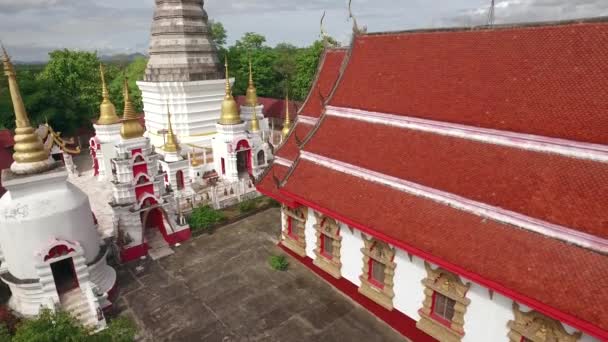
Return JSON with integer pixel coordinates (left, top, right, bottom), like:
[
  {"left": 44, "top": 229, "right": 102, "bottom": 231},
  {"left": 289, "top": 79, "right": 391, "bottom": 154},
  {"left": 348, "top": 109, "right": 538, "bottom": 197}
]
[{"left": 258, "top": 19, "right": 608, "bottom": 342}]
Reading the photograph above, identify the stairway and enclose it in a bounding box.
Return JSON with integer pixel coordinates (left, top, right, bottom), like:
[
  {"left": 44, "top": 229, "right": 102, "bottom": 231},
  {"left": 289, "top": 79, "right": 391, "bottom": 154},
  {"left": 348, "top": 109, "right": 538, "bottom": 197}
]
[
  {"left": 60, "top": 288, "right": 98, "bottom": 328},
  {"left": 145, "top": 226, "right": 174, "bottom": 261}
]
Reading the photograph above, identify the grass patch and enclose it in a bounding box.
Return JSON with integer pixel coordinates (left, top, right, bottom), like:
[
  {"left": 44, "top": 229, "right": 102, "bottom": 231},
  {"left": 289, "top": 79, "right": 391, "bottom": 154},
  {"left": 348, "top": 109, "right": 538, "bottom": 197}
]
[
  {"left": 269, "top": 255, "right": 289, "bottom": 271},
  {"left": 238, "top": 199, "right": 257, "bottom": 213},
  {"left": 188, "top": 206, "right": 226, "bottom": 232}
]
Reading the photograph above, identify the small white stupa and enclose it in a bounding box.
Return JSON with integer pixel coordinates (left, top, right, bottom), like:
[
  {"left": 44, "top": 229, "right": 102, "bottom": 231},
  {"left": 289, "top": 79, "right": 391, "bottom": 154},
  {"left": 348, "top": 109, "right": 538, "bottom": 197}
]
[{"left": 0, "top": 47, "right": 117, "bottom": 330}]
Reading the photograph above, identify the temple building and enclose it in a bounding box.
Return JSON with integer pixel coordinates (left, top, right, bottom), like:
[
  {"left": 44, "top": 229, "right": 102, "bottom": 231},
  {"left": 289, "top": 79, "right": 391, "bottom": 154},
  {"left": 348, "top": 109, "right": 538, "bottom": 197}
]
[
  {"left": 89, "top": 65, "right": 122, "bottom": 180},
  {"left": 257, "top": 18, "right": 608, "bottom": 342},
  {"left": 110, "top": 80, "right": 191, "bottom": 262},
  {"left": 137, "top": 0, "right": 232, "bottom": 151},
  {"left": 0, "top": 49, "right": 117, "bottom": 330}
]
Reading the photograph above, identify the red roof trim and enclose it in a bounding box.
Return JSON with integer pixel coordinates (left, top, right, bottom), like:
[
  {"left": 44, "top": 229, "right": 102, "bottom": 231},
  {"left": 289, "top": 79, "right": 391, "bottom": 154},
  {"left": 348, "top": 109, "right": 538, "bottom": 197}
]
[{"left": 278, "top": 188, "right": 608, "bottom": 341}]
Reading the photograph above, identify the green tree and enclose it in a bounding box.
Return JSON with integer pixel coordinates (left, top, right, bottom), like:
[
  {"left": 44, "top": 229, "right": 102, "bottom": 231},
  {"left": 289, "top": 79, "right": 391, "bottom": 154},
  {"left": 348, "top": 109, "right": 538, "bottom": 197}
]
[
  {"left": 291, "top": 40, "right": 325, "bottom": 101},
  {"left": 37, "top": 49, "right": 102, "bottom": 134},
  {"left": 210, "top": 20, "right": 227, "bottom": 48},
  {"left": 109, "top": 56, "right": 148, "bottom": 113},
  {"left": 235, "top": 32, "right": 267, "bottom": 51}
]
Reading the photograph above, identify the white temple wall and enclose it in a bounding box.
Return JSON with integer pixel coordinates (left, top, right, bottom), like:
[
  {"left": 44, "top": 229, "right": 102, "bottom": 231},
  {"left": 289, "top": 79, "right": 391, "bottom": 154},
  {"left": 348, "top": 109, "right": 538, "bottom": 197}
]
[
  {"left": 304, "top": 209, "right": 316, "bottom": 259},
  {"left": 338, "top": 222, "right": 364, "bottom": 287},
  {"left": 282, "top": 205, "right": 600, "bottom": 342},
  {"left": 98, "top": 143, "right": 116, "bottom": 179},
  {"left": 393, "top": 252, "right": 426, "bottom": 320}
]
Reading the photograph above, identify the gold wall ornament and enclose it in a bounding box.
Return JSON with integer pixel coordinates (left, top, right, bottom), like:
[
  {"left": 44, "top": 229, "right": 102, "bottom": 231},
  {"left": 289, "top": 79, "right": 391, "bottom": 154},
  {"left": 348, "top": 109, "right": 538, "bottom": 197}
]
[
  {"left": 245, "top": 56, "right": 258, "bottom": 107},
  {"left": 218, "top": 57, "right": 242, "bottom": 125},
  {"left": 508, "top": 303, "right": 581, "bottom": 342},
  {"left": 120, "top": 77, "right": 145, "bottom": 139},
  {"left": 313, "top": 212, "right": 343, "bottom": 279},
  {"left": 250, "top": 103, "right": 260, "bottom": 133},
  {"left": 162, "top": 103, "right": 180, "bottom": 153},
  {"left": 97, "top": 64, "right": 121, "bottom": 125},
  {"left": 2, "top": 46, "right": 51, "bottom": 170},
  {"left": 416, "top": 262, "right": 471, "bottom": 342},
  {"left": 358, "top": 236, "right": 396, "bottom": 310},
  {"left": 281, "top": 91, "right": 292, "bottom": 139}
]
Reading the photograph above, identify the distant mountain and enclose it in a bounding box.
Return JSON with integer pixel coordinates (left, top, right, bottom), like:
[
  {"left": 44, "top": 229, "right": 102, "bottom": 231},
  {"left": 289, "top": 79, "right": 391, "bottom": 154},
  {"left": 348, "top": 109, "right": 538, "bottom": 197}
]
[{"left": 100, "top": 53, "right": 148, "bottom": 63}]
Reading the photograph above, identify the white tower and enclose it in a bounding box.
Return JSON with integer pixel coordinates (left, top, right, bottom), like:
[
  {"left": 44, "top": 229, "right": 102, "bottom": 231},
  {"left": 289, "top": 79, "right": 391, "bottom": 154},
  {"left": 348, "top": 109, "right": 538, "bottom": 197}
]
[
  {"left": 0, "top": 49, "right": 116, "bottom": 330},
  {"left": 90, "top": 64, "right": 122, "bottom": 180},
  {"left": 137, "top": 0, "right": 231, "bottom": 150},
  {"left": 212, "top": 60, "right": 273, "bottom": 182}
]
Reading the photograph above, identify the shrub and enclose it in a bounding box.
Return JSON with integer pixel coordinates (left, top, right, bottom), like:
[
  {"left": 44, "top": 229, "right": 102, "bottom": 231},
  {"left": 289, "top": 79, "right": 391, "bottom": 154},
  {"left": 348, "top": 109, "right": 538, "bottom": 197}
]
[
  {"left": 238, "top": 199, "right": 257, "bottom": 213},
  {"left": 268, "top": 198, "right": 281, "bottom": 208},
  {"left": 6, "top": 308, "right": 137, "bottom": 342},
  {"left": 269, "top": 255, "right": 289, "bottom": 271},
  {"left": 188, "top": 206, "right": 226, "bottom": 232}
]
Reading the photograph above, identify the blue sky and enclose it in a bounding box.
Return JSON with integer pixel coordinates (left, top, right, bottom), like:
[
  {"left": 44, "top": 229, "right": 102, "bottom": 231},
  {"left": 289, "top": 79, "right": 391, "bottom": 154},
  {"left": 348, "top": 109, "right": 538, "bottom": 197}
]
[{"left": 0, "top": 0, "right": 606, "bottom": 62}]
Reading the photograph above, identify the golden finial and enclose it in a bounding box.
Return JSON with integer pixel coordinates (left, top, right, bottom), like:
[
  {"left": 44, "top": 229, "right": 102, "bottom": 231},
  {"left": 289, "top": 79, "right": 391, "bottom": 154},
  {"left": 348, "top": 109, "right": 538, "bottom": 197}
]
[
  {"left": 97, "top": 64, "right": 121, "bottom": 125},
  {"left": 2, "top": 46, "right": 51, "bottom": 174},
  {"left": 348, "top": 0, "right": 367, "bottom": 34},
  {"left": 190, "top": 149, "right": 201, "bottom": 167},
  {"left": 245, "top": 55, "right": 258, "bottom": 107},
  {"left": 281, "top": 90, "right": 292, "bottom": 139},
  {"left": 120, "top": 77, "right": 145, "bottom": 139},
  {"left": 320, "top": 11, "right": 330, "bottom": 46},
  {"left": 163, "top": 102, "right": 179, "bottom": 153},
  {"left": 218, "top": 57, "right": 242, "bottom": 125},
  {"left": 250, "top": 104, "right": 260, "bottom": 133}
]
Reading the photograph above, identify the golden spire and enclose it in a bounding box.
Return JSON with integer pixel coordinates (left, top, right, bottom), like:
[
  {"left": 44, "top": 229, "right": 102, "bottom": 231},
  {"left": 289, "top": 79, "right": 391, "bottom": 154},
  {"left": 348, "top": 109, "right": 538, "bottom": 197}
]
[
  {"left": 120, "top": 77, "right": 145, "bottom": 139},
  {"left": 97, "top": 64, "right": 121, "bottom": 125},
  {"left": 250, "top": 104, "right": 260, "bottom": 133},
  {"left": 163, "top": 103, "right": 179, "bottom": 153},
  {"left": 282, "top": 90, "right": 292, "bottom": 139},
  {"left": 2, "top": 46, "right": 51, "bottom": 173},
  {"left": 218, "top": 57, "right": 242, "bottom": 125},
  {"left": 245, "top": 56, "right": 258, "bottom": 107}
]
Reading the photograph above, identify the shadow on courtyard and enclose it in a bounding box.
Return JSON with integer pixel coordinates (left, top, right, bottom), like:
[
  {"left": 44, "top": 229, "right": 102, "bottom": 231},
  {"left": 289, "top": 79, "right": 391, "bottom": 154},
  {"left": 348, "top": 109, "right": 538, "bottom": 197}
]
[{"left": 111, "top": 208, "right": 406, "bottom": 342}]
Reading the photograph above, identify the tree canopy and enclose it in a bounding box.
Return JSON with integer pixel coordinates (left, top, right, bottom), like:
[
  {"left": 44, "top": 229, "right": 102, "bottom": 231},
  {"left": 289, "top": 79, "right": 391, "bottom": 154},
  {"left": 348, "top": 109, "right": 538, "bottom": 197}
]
[{"left": 0, "top": 23, "right": 337, "bottom": 135}]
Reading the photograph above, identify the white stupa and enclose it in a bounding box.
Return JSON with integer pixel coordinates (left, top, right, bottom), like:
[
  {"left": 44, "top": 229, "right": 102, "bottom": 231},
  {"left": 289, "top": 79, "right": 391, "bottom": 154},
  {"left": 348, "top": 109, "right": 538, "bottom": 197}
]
[{"left": 0, "top": 48, "right": 116, "bottom": 331}]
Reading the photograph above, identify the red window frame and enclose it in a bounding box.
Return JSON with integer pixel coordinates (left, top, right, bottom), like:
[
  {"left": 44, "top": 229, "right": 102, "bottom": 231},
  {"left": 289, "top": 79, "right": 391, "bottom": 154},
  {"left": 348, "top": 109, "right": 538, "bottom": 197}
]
[
  {"left": 368, "top": 258, "right": 385, "bottom": 289},
  {"left": 430, "top": 291, "right": 455, "bottom": 327},
  {"left": 320, "top": 234, "right": 333, "bottom": 259},
  {"left": 221, "top": 158, "right": 226, "bottom": 175},
  {"left": 287, "top": 216, "right": 298, "bottom": 240}
]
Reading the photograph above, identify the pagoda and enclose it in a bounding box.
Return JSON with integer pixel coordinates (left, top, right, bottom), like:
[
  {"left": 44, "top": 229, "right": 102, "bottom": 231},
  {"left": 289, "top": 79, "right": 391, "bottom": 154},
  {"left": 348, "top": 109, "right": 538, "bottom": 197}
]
[
  {"left": 137, "top": 0, "right": 232, "bottom": 151},
  {"left": 239, "top": 58, "right": 270, "bottom": 137},
  {"left": 0, "top": 48, "right": 116, "bottom": 330},
  {"left": 110, "top": 79, "right": 191, "bottom": 262},
  {"left": 211, "top": 59, "right": 272, "bottom": 184},
  {"left": 89, "top": 64, "right": 122, "bottom": 180}
]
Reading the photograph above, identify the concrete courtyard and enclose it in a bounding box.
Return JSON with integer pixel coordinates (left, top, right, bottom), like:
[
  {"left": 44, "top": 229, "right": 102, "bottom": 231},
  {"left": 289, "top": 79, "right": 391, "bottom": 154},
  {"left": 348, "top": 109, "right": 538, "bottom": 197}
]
[{"left": 113, "top": 208, "right": 406, "bottom": 342}]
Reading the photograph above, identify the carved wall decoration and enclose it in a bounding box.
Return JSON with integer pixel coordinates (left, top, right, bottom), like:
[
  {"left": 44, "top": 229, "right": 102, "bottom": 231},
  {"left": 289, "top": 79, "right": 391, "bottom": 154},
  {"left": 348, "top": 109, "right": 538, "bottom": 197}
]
[
  {"left": 312, "top": 212, "right": 342, "bottom": 278},
  {"left": 358, "top": 236, "right": 396, "bottom": 310},
  {"left": 416, "top": 262, "right": 471, "bottom": 342},
  {"left": 281, "top": 205, "right": 307, "bottom": 257},
  {"left": 508, "top": 303, "right": 581, "bottom": 342}
]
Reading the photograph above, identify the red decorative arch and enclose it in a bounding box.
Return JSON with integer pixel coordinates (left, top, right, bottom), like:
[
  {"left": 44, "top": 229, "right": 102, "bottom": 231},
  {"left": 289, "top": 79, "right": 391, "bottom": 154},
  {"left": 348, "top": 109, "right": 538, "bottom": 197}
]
[{"left": 44, "top": 245, "right": 75, "bottom": 262}]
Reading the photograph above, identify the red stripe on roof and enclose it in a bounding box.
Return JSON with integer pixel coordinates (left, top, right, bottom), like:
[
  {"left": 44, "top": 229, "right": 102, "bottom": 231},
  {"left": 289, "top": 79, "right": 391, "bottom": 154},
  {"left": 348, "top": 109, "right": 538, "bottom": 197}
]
[
  {"left": 305, "top": 116, "right": 608, "bottom": 239},
  {"left": 329, "top": 21, "right": 608, "bottom": 144},
  {"left": 299, "top": 49, "right": 347, "bottom": 118},
  {"left": 281, "top": 160, "right": 608, "bottom": 339},
  {"left": 0, "top": 130, "right": 14, "bottom": 148},
  {"left": 256, "top": 163, "right": 292, "bottom": 204},
  {"left": 235, "top": 96, "right": 300, "bottom": 120}
]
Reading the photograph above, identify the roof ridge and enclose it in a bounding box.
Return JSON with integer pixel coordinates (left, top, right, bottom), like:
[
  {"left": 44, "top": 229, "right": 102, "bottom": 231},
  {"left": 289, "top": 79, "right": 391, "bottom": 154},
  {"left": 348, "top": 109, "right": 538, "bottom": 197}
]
[{"left": 361, "top": 16, "right": 608, "bottom": 37}]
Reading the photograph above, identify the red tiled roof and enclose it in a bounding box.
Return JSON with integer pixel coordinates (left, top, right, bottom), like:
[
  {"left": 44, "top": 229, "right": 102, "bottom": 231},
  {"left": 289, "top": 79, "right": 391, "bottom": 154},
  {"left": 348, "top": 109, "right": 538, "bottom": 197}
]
[
  {"left": 256, "top": 163, "right": 291, "bottom": 203},
  {"left": 282, "top": 160, "right": 608, "bottom": 338},
  {"left": 235, "top": 96, "right": 300, "bottom": 120},
  {"left": 329, "top": 21, "right": 608, "bottom": 144},
  {"left": 0, "top": 147, "right": 13, "bottom": 197},
  {"left": 0, "top": 130, "right": 14, "bottom": 148},
  {"left": 305, "top": 116, "right": 608, "bottom": 238},
  {"left": 300, "top": 49, "right": 347, "bottom": 118},
  {"left": 275, "top": 123, "right": 313, "bottom": 161}
]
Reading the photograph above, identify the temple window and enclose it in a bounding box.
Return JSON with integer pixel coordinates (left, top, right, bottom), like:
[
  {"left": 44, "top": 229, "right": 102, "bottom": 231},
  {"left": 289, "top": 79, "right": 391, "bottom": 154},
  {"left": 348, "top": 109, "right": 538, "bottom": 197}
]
[
  {"left": 134, "top": 155, "right": 145, "bottom": 163},
  {"left": 313, "top": 213, "right": 342, "bottom": 278},
  {"left": 358, "top": 237, "right": 396, "bottom": 310},
  {"left": 257, "top": 150, "right": 265, "bottom": 166},
  {"left": 281, "top": 205, "right": 307, "bottom": 257},
  {"left": 176, "top": 170, "right": 185, "bottom": 190},
  {"left": 416, "top": 262, "right": 471, "bottom": 342},
  {"left": 507, "top": 303, "right": 581, "bottom": 342}
]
